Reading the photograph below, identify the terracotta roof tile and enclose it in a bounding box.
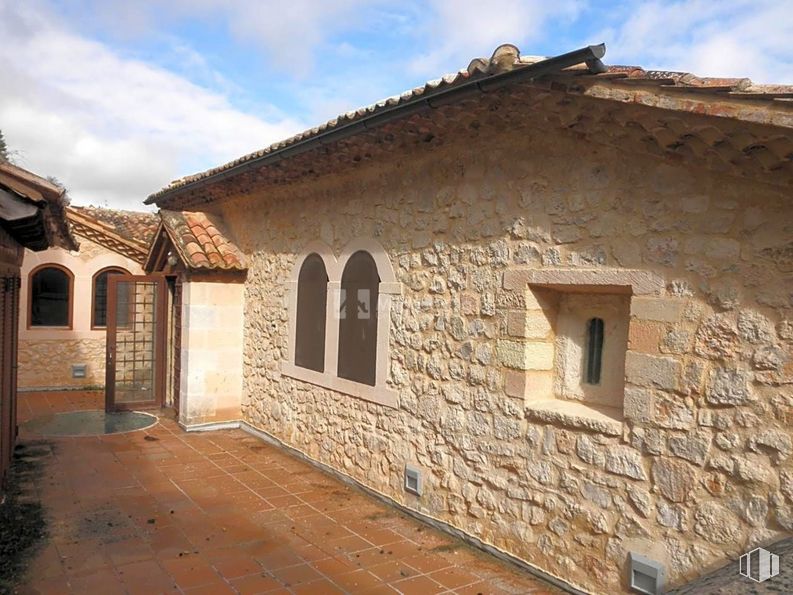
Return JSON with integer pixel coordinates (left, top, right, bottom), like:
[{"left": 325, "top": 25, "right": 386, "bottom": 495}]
[
  {"left": 147, "top": 43, "right": 793, "bottom": 206},
  {"left": 70, "top": 206, "right": 159, "bottom": 245},
  {"left": 159, "top": 210, "right": 245, "bottom": 271}
]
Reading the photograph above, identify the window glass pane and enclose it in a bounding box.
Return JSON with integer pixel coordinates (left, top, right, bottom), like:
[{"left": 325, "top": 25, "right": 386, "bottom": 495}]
[
  {"left": 31, "top": 267, "right": 70, "bottom": 327},
  {"left": 295, "top": 254, "right": 328, "bottom": 372},
  {"left": 338, "top": 251, "right": 379, "bottom": 386},
  {"left": 586, "top": 317, "right": 605, "bottom": 384},
  {"left": 93, "top": 269, "right": 126, "bottom": 327}
]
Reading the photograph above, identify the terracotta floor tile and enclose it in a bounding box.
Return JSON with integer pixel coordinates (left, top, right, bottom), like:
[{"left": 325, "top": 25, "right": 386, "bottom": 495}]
[
  {"left": 367, "top": 560, "right": 418, "bottom": 583},
  {"left": 183, "top": 581, "right": 237, "bottom": 594},
  {"left": 356, "top": 585, "right": 401, "bottom": 595},
  {"left": 230, "top": 572, "right": 284, "bottom": 594},
  {"left": 256, "top": 547, "right": 307, "bottom": 571},
  {"left": 330, "top": 569, "right": 386, "bottom": 592},
  {"left": 18, "top": 575, "right": 71, "bottom": 595},
  {"left": 402, "top": 553, "right": 453, "bottom": 574},
  {"left": 427, "top": 566, "right": 481, "bottom": 589},
  {"left": 160, "top": 555, "right": 222, "bottom": 589},
  {"left": 116, "top": 559, "right": 178, "bottom": 594},
  {"left": 390, "top": 574, "right": 447, "bottom": 594},
  {"left": 210, "top": 552, "right": 263, "bottom": 579},
  {"left": 312, "top": 555, "right": 358, "bottom": 578},
  {"left": 16, "top": 392, "right": 559, "bottom": 595},
  {"left": 67, "top": 567, "right": 125, "bottom": 594},
  {"left": 103, "top": 538, "right": 154, "bottom": 567},
  {"left": 271, "top": 562, "right": 323, "bottom": 587},
  {"left": 291, "top": 577, "right": 347, "bottom": 594}
]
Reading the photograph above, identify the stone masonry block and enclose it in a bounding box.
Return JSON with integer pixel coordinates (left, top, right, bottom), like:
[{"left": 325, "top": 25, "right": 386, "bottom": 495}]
[
  {"left": 625, "top": 351, "right": 681, "bottom": 392},
  {"left": 503, "top": 268, "right": 664, "bottom": 295},
  {"left": 630, "top": 297, "right": 684, "bottom": 323},
  {"left": 628, "top": 320, "right": 665, "bottom": 353},
  {"left": 504, "top": 370, "right": 553, "bottom": 399},
  {"left": 497, "top": 340, "right": 554, "bottom": 371},
  {"left": 507, "top": 310, "right": 553, "bottom": 339},
  {"left": 623, "top": 386, "right": 654, "bottom": 423}
]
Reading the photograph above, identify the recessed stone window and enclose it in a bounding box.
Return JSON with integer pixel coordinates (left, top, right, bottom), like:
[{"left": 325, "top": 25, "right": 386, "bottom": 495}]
[
  {"left": 501, "top": 268, "right": 664, "bottom": 435},
  {"left": 554, "top": 293, "right": 630, "bottom": 410}
]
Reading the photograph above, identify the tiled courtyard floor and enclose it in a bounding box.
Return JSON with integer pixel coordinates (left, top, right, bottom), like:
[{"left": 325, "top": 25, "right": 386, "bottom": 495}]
[{"left": 13, "top": 391, "right": 560, "bottom": 595}]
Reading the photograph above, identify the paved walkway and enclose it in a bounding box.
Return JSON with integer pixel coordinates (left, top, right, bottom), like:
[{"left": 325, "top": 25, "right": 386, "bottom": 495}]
[
  {"left": 14, "top": 391, "right": 559, "bottom": 594},
  {"left": 669, "top": 536, "right": 793, "bottom": 594}
]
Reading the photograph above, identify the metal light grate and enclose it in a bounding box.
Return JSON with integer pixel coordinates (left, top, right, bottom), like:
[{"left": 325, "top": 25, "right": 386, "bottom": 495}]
[
  {"left": 405, "top": 464, "right": 422, "bottom": 496},
  {"left": 629, "top": 552, "right": 665, "bottom": 595}
]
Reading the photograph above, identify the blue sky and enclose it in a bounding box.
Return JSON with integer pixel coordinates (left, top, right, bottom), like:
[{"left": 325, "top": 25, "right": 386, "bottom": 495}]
[{"left": 1, "top": 0, "right": 790, "bottom": 209}]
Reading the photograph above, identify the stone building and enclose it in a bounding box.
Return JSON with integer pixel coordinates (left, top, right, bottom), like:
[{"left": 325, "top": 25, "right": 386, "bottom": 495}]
[
  {"left": 142, "top": 44, "right": 793, "bottom": 592},
  {"left": 18, "top": 206, "right": 158, "bottom": 390},
  {"left": 0, "top": 161, "right": 76, "bottom": 489}
]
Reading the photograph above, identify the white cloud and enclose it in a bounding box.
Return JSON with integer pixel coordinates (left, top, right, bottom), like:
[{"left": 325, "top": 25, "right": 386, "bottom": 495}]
[
  {"left": 597, "top": 0, "right": 793, "bottom": 83},
  {"left": 406, "top": 0, "right": 584, "bottom": 77},
  {"left": 0, "top": 1, "right": 304, "bottom": 209},
  {"left": 52, "top": 0, "right": 387, "bottom": 76}
]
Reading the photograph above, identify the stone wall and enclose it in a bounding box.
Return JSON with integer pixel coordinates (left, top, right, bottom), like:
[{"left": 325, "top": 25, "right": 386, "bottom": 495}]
[
  {"left": 215, "top": 122, "right": 792, "bottom": 593},
  {"left": 18, "top": 338, "right": 105, "bottom": 389}
]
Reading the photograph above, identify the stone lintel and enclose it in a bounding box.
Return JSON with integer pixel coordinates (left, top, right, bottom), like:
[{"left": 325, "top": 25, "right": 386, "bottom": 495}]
[{"left": 503, "top": 268, "right": 664, "bottom": 295}]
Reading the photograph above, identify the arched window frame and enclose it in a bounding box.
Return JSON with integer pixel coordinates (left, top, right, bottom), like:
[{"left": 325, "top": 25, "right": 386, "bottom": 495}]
[
  {"left": 294, "top": 253, "right": 329, "bottom": 372},
  {"left": 91, "top": 266, "right": 130, "bottom": 329},
  {"left": 28, "top": 264, "right": 74, "bottom": 329},
  {"left": 282, "top": 239, "right": 400, "bottom": 408}
]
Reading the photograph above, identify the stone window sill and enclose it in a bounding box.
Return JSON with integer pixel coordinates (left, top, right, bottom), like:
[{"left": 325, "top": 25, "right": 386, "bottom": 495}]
[
  {"left": 525, "top": 399, "right": 623, "bottom": 436},
  {"left": 281, "top": 361, "right": 399, "bottom": 409}
]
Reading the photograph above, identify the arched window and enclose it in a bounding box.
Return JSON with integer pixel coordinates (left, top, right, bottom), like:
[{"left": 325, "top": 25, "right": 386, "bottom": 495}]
[
  {"left": 585, "top": 317, "right": 605, "bottom": 385},
  {"left": 29, "top": 265, "right": 73, "bottom": 327},
  {"left": 338, "top": 251, "right": 379, "bottom": 386},
  {"left": 294, "top": 254, "right": 328, "bottom": 372},
  {"left": 92, "top": 267, "right": 129, "bottom": 328}
]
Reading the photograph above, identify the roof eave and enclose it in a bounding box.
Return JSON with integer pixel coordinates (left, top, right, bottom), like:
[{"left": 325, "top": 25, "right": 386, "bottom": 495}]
[{"left": 146, "top": 43, "right": 607, "bottom": 207}]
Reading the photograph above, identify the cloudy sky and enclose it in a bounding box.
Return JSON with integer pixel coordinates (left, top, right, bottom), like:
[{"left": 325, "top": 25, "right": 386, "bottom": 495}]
[{"left": 1, "top": 0, "right": 790, "bottom": 210}]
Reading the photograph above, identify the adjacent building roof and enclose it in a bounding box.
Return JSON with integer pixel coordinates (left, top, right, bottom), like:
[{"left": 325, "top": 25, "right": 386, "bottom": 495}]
[
  {"left": 71, "top": 206, "right": 159, "bottom": 245},
  {"left": 66, "top": 206, "right": 158, "bottom": 264},
  {"left": 0, "top": 161, "right": 78, "bottom": 251},
  {"left": 147, "top": 43, "right": 793, "bottom": 209},
  {"left": 144, "top": 210, "right": 246, "bottom": 272}
]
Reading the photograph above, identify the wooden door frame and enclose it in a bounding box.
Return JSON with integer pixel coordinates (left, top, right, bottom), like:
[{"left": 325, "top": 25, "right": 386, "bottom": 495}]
[{"left": 105, "top": 274, "right": 167, "bottom": 412}]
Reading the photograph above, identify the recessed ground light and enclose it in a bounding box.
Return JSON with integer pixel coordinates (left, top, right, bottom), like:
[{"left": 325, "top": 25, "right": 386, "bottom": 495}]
[
  {"left": 71, "top": 364, "right": 87, "bottom": 378},
  {"left": 629, "top": 552, "right": 665, "bottom": 595},
  {"left": 404, "top": 464, "right": 422, "bottom": 496}
]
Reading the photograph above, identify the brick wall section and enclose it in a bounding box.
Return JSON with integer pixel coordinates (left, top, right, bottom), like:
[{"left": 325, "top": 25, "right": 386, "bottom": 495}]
[{"left": 213, "top": 123, "right": 792, "bottom": 592}]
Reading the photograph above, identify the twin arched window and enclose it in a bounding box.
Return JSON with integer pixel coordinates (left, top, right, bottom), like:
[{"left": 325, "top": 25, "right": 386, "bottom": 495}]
[
  {"left": 29, "top": 265, "right": 73, "bottom": 327},
  {"left": 294, "top": 249, "right": 381, "bottom": 387}
]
